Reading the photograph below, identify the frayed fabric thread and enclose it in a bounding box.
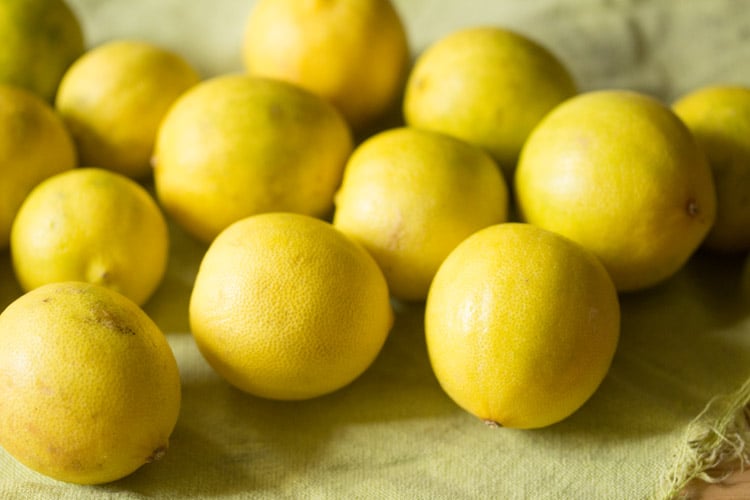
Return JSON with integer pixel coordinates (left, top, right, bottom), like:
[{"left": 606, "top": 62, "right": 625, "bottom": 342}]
[{"left": 657, "top": 377, "right": 750, "bottom": 499}]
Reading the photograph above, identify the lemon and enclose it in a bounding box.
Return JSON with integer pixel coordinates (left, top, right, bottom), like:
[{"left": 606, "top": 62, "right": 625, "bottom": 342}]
[
  {"left": 11, "top": 168, "right": 169, "bottom": 306},
  {"left": 0, "top": 84, "right": 77, "bottom": 250},
  {"left": 55, "top": 39, "right": 201, "bottom": 179},
  {"left": 403, "top": 26, "right": 577, "bottom": 178},
  {"left": 0, "top": 281, "right": 181, "bottom": 484},
  {"left": 154, "top": 74, "right": 353, "bottom": 244},
  {"left": 0, "top": 0, "right": 84, "bottom": 101},
  {"left": 672, "top": 85, "right": 750, "bottom": 253},
  {"left": 425, "top": 223, "right": 620, "bottom": 429},
  {"left": 515, "top": 90, "right": 716, "bottom": 292},
  {"left": 333, "top": 127, "right": 509, "bottom": 301},
  {"left": 189, "top": 212, "right": 392, "bottom": 400},
  {"left": 242, "top": 0, "right": 409, "bottom": 133}
]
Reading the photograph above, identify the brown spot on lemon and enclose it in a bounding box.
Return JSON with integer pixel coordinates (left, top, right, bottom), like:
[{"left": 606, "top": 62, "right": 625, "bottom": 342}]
[
  {"left": 146, "top": 445, "right": 167, "bottom": 463},
  {"left": 92, "top": 307, "right": 136, "bottom": 336}
]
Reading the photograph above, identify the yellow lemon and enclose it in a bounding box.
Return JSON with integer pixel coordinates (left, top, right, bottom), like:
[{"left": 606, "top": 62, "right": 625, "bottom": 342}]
[
  {"left": 55, "top": 39, "right": 201, "bottom": 179},
  {"left": 0, "top": 281, "right": 181, "bottom": 484},
  {"left": 0, "top": 84, "right": 76, "bottom": 250},
  {"left": 11, "top": 168, "right": 169, "bottom": 306},
  {"left": 189, "top": 212, "right": 392, "bottom": 400},
  {"left": 0, "top": 0, "right": 84, "bottom": 101},
  {"left": 242, "top": 0, "right": 410, "bottom": 133},
  {"left": 403, "top": 26, "right": 577, "bottom": 178},
  {"left": 515, "top": 90, "right": 716, "bottom": 292},
  {"left": 673, "top": 85, "right": 750, "bottom": 253},
  {"left": 333, "top": 127, "right": 509, "bottom": 301},
  {"left": 425, "top": 223, "right": 620, "bottom": 429},
  {"left": 154, "top": 74, "right": 353, "bottom": 243}
]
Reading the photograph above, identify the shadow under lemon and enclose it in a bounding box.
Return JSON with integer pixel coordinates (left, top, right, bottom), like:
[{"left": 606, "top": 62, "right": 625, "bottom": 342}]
[
  {"left": 546, "top": 249, "right": 750, "bottom": 441},
  {"left": 142, "top": 217, "right": 207, "bottom": 334},
  {"left": 0, "top": 249, "right": 22, "bottom": 311},
  {"left": 102, "top": 299, "right": 461, "bottom": 497},
  {"left": 6, "top": 212, "right": 750, "bottom": 497}
]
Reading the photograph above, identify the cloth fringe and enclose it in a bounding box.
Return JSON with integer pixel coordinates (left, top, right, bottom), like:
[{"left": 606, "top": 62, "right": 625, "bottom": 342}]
[{"left": 657, "top": 377, "right": 750, "bottom": 499}]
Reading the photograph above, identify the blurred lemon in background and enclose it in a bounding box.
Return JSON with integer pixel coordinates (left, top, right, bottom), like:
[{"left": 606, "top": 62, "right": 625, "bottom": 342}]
[
  {"left": 0, "top": 84, "right": 76, "bottom": 250},
  {"left": 0, "top": 281, "right": 181, "bottom": 484},
  {"left": 333, "top": 127, "right": 509, "bottom": 301},
  {"left": 425, "top": 223, "right": 620, "bottom": 429},
  {"left": 153, "top": 74, "right": 353, "bottom": 244},
  {"left": 515, "top": 90, "right": 716, "bottom": 292},
  {"left": 0, "top": 0, "right": 84, "bottom": 101},
  {"left": 242, "top": 0, "right": 410, "bottom": 133},
  {"left": 56, "top": 39, "right": 201, "bottom": 179},
  {"left": 190, "top": 212, "right": 393, "bottom": 400},
  {"left": 673, "top": 84, "right": 750, "bottom": 253},
  {"left": 11, "top": 168, "right": 169, "bottom": 306},
  {"left": 403, "top": 26, "right": 577, "bottom": 178}
]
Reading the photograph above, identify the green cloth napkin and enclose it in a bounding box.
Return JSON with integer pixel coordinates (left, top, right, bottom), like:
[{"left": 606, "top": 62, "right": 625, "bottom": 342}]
[{"left": 3, "top": 1, "right": 750, "bottom": 498}]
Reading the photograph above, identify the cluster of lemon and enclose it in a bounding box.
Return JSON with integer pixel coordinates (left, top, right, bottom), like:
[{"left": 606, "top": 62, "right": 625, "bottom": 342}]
[{"left": 0, "top": 0, "right": 749, "bottom": 486}]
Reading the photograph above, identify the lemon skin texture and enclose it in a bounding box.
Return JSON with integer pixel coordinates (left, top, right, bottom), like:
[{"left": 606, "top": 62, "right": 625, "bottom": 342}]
[
  {"left": 403, "top": 26, "right": 577, "bottom": 178},
  {"left": 153, "top": 74, "right": 353, "bottom": 243},
  {"left": 333, "top": 127, "right": 508, "bottom": 301},
  {"left": 0, "top": 281, "right": 181, "bottom": 484},
  {"left": 189, "top": 212, "right": 393, "bottom": 400},
  {"left": 11, "top": 168, "right": 169, "bottom": 306},
  {"left": 515, "top": 90, "right": 716, "bottom": 292},
  {"left": 425, "top": 223, "right": 620, "bottom": 429}
]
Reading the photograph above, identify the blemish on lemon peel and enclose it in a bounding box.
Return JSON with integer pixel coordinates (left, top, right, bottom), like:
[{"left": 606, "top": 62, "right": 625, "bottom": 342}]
[
  {"left": 146, "top": 445, "right": 167, "bottom": 463},
  {"left": 85, "top": 260, "right": 111, "bottom": 285},
  {"left": 92, "top": 308, "right": 136, "bottom": 336},
  {"left": 93, "top": 269, "right": 112, "bottom": 286}
]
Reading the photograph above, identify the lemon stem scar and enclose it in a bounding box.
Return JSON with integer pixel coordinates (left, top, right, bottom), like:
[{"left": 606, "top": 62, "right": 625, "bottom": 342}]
[
  {"left": 687, "top": 198, "right": 699, "bottom": 217},
  {"left": 146, "top": 445, "right": 168, "bottom": 463}
]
